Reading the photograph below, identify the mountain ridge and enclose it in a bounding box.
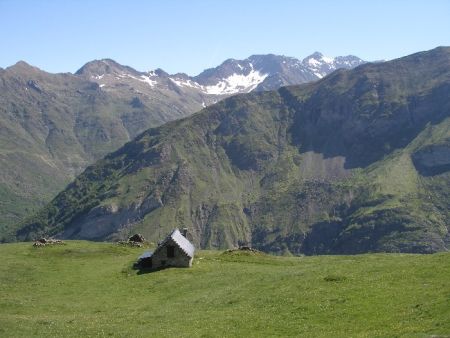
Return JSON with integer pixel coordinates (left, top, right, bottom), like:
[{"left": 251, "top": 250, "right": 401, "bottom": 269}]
[{"left": 76, "top": 52, "right": 365, "bottom": 96}]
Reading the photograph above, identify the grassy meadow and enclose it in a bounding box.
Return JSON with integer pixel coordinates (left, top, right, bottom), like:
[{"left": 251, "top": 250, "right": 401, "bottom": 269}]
[{"left": 0, "top": 241, "right": 449, "bottom": 337}]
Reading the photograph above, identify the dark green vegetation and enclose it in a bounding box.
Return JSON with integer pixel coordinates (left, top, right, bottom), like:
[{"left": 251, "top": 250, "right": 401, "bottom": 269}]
[
  {"left": 17, "top": 47, "right": 450, "bottom": 254},
  {"left": 0, "top": 241, "right": 449, "bottom": 337}
]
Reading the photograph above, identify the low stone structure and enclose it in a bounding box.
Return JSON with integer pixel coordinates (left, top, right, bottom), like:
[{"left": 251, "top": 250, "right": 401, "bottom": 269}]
[
  {"left": 137, "top": 228, "right": 195, "bottom": 269},
  {"left": 224, "top": 246, "right": 262, "bottom": 254},
  {"left": 118, "top": 240, "right": 143, "bottom": 247},
  {"left": 129, "top": 233, "right": 145, "bottom": 243},
  {"left": 118, "top": 233, "right": 146, "bottom": 247},
  {"left": 33, "top": 238, "right": 65, "bottom": 247}
]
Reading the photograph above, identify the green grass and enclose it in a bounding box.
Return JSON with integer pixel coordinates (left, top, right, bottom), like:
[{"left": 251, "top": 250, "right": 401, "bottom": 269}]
[{"left": 1, "top": 241, "right": 449, "bottom": 337}]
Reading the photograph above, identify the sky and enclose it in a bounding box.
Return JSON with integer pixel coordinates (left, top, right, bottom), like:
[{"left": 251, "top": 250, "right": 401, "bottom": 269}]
[{"left": 0, "top": 0, "right": 449, "bottom": 76}]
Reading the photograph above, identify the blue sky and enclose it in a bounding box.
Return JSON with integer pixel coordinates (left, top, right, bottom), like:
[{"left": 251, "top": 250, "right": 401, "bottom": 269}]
[{"left": 0, "top": 0, "right": 449, "bottom": 75}]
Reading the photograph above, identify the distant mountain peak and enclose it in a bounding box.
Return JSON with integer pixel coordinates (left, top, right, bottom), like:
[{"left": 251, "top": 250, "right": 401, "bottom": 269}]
[
  {"left": 7, "top": 60, "right": 40, "bottom": 72},
  {"left": 299, "top": 52, "right": 365, "bottom": 78},
  {"left": 303, "top": 52, "right": 334, "bottom": 64},
  {"left": 14, "top": 60, "right": 32, "bottom": 67},
  {"left": 75, "top": 59, "right": 139, "bottom": 77},
  {"left": 308, "top": 51, "right": 324, "bottom": 58},
  {"left": 153, "top": 68, "right": 169, "bottom": 77}
]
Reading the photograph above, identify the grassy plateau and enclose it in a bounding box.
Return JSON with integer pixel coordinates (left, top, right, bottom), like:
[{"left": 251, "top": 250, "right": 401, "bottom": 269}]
[{"left": 0, "top": 241, "right": 449, "bottom": 337}]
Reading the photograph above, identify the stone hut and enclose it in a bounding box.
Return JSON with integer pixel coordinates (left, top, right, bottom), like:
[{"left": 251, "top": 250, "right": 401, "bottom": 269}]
[{"left": 137, "top": 228, "right": 195, "bottom": 269}]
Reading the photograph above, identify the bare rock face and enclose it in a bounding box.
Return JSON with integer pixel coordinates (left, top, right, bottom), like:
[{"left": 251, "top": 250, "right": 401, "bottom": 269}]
[
  {"left": 412, "top": 141, "right": 450, "bottom": 176},
  {"left": 60, "top": 204, "right": 127, "bottom": 240}
]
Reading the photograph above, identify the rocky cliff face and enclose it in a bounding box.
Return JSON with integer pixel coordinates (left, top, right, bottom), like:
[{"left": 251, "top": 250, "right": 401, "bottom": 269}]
[{"left": 412, "top": 141, "right": 450, "bottom": 176}]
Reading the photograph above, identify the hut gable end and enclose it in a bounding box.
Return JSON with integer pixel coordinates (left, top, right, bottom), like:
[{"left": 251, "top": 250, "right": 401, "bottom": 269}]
[{"left": 138, "top": 229, "right": 195, "bottom": 269}]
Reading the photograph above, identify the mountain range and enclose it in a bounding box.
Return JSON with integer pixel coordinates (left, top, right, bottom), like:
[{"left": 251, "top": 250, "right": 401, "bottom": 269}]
[
  {"left": 0, "top": 52, "right": 365, "bottom": 236},
  {"left": 77, "top": 52, "right": 364, "bottom": 97},
  {"left": 14, "top": 47, "right": 450, "bottom": 254}
]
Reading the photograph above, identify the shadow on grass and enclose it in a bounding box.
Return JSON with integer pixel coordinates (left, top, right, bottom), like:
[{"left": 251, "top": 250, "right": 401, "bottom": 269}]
[
  {"left": 133, "top": 262, "right": 162, "bottom": 275},
  {"left": 133, "top": 262, "right": 194, "bottom": 275}
]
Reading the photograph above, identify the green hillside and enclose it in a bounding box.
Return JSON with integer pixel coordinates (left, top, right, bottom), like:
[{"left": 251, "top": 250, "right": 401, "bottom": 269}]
[
  {"left": 0, "top": 241, "right": 449, "bottom": 337},
  {"left": 16, "top": 47, "right": 450, "bottom": 254}
]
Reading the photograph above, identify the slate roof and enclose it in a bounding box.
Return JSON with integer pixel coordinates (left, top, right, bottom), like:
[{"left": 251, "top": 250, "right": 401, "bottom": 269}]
[
  {"left": 169, "top": 229, "right": 195, "bottom": 257},
  {"left": 166, "top": 229, "right": 195, "bottom": 257},
  {"left": 150, "top": 228, "right": 195, "bottom": 258}
]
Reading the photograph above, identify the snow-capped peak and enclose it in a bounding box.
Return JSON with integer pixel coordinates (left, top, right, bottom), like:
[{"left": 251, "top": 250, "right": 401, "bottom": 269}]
[
  {"left": 302, "top": 52, "right": 365, "bottom": 78},
  {"left": 302, "top": 52, "right": 345, "bottom": 78},
  {"left": 304, "top": 52, "right": 335, "bottom": 65}
]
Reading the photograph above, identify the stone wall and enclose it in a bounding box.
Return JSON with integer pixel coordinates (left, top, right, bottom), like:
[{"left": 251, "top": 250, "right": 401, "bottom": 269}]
[{"left": 151, "top": 238, "right": 193, "bottom": 268}]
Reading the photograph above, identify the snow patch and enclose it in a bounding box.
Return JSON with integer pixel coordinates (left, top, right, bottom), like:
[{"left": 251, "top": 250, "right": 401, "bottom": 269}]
[
  {"left": 307, "top": 55, "right": 335, "bottom": 67},
  {"left": 170, "top": 78, "right": 203, "bottom": 89},
  {"left": 168, "top": 70, "right": 267, "bottom": 95},
  {"left": 203, "top": 70, "right": 268, "bottom": 95},
  {"left": 313, "top": 72, "right": 324, "bottom": 79},
  {"left": 321, "top": 55, "right": 335, "bottom": 64},
  {"left": 116, "top": 73, "right": 157, "bottom": 87},
  {"left": 307, "top": 58, "right": 321, "bottom": 66},
  {"left": 139, "top": 75, "right": 157, "bottom": 87}
]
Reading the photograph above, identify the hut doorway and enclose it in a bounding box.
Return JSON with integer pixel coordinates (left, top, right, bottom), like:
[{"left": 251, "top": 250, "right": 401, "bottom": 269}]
[{"left": 167, "top": 245, "right": 175, "bottom": 258}]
